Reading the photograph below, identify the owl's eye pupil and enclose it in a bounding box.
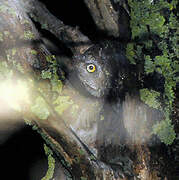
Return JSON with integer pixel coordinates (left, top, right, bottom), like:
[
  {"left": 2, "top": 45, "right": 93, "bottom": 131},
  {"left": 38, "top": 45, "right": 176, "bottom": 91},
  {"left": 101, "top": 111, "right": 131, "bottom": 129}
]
[
  {"left": 89, "top": 65, "right": 93, "bottom": 70},
  {"left": 86, "top": 64, "right": 96, "bottom": 73}
]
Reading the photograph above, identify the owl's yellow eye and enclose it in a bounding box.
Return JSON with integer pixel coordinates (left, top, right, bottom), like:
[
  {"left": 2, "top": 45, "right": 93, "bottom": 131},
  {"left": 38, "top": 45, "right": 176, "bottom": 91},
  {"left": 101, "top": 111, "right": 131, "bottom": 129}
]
[{"left": 86, "top": 64, "right": 96, "bottom": 73}]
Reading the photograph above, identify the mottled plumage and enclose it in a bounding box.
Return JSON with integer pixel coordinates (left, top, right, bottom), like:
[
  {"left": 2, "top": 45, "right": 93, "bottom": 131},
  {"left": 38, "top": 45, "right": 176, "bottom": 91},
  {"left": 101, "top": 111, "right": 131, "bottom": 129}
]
[
  {"left": 70, "top": 40, "right": 131, "bottom": 98},
  {"left": 62, "top": 40, "right": 164, "bottom": 178},
  {"left": 63, "top": 40, "right": 133, "bottom": 155}
]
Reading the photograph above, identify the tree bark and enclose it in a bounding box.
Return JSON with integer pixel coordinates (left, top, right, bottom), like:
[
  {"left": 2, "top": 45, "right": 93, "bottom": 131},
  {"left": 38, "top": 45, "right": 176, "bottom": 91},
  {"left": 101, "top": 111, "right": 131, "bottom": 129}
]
[
  {"left": 83, "top": 0, "right": 131, "bottom": 39},
  {"left": 0, "top": 0, "right": 120, "bottom": 179},
  {"left": 22, "top": 0, "right": 92, "bottom": 54}
]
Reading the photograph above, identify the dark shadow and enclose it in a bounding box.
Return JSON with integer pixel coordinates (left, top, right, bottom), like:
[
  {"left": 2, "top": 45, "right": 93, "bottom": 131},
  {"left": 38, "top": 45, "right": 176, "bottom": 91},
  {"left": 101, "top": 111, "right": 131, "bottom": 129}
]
[
  {"left": 0, "top": 125, "right": 47, "bottom": 180},
  {"left": 39, "top": 0, "right": 99, "bottom": 41}
]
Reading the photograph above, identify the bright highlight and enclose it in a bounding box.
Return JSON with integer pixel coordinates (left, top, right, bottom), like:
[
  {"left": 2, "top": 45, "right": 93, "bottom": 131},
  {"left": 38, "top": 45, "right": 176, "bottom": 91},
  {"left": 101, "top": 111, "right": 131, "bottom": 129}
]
[{"left": 0, "top": 80, "right": 30, "bottom": 112}]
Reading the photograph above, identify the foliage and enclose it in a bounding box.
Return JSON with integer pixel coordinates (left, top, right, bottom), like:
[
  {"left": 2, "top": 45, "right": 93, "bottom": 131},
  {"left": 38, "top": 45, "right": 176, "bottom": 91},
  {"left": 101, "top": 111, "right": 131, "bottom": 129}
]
[
  {"left": 140, "top": 88, "right": 161, "bottom": 109},
  {"left": 128, "top": 0, "right": 178, "bottom": 145},
  {"left": 126, "top": 43, "right": 136, "bottom": 64},
  {"left": 153, "top": 118, "right": 176, "bottom": 145}
]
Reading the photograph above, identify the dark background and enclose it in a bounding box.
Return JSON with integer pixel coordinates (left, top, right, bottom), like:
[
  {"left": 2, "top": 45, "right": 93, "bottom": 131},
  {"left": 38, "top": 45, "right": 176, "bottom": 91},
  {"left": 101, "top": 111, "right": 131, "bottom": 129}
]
[
  {"left": 39, "top": 0, "right": 98, "bottom": 40},
  {"left": 0, "top": 125, "right": 47, "bottom": 180}
]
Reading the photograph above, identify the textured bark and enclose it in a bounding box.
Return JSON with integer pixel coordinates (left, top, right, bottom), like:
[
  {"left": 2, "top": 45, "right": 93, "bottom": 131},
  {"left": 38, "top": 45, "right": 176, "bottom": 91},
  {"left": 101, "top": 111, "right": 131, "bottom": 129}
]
[
  {"left": 83, "top": 0, "right": 119, "bottom": 37},
  {"left": 83, "top": 0, "right": 131, "bottom": 39},
  {"left": 22, "top": 0, "right": 92, "bottom": 54},
  {"left": 0, "top": 0, "right": 120, "bottom": 179}
]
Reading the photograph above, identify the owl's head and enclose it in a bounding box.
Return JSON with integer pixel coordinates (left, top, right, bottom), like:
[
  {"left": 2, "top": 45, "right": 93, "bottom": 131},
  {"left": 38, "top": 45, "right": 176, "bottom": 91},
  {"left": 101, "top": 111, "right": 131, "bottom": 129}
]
[{"left": 71, "top": 41, "right": 129, "bottom": 98}]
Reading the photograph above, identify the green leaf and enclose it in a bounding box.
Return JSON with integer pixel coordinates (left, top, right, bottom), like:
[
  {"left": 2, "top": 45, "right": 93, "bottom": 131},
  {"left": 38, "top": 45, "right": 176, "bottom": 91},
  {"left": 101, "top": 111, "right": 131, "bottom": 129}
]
[
  {"left": 144, "top": 55, "right": 155, "bottom": 74},
  {"left": 126, "top": 43, "right": 136, "bottom": 64},
  {"left": 140, "top": 88, "right": 161, "bottom": 109},
  {"left": 153, "top": 120, "right": 176, "bottom": 145}
]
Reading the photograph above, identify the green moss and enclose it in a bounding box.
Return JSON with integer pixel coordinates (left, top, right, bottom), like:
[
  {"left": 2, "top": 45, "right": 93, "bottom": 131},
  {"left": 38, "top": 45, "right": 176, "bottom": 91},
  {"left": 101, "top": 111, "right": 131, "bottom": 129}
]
[
  {"left": 31, "top": 96, "right": 50, "bottom": 120},
  {"left": 6, "top": 47, "right": 24, "bottom": 73},
  {"left": 45, "top": 55, "right": 56, "bottom": 63},
  {"left": 53, "top": 96, "right": 73, "bottom": 115},
  {"left": 41, "top": 70, "right": 52, "bottom": 79},
  {"left": 30, "top": 49, "right": 38, "bottom": 55},
  {"left": 41, "top": 55, "right": 63, "bottom": 93},
  {"left": 6, "top": 48, "right": 25, "bottom": 72},
  {"left": 41, "top": 144, "right": 55, "bottom": 180},
  {"left": 50, "top": 76, "right": 63, "bottom": 93},
  {"left": 31, "top": 124, "right": 73, "bottom": 179},
  {"left": 21, "top": 19, "right": 30, "bottom": 25},
  {"left": 6, "top": 48, "right": 17, "bottom": 62},
  {"left": 24, "top": 118, "right": 32, "bottom": 126},
  {"left": 23, "top": 31, "right": 35, "bottom": 40},
  {"left": 31, "top": 124, "right": 56, "bottom": 151}
]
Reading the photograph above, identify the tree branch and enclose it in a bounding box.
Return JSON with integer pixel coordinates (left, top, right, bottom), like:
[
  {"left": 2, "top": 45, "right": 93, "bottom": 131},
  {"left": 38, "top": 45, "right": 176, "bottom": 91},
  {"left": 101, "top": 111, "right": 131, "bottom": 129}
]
[
  {"left": 83, "top": 0, "right": 130, "bottom": 39},
  {"left": 22, "top": 0, "right": 92, "bottom": 54}
]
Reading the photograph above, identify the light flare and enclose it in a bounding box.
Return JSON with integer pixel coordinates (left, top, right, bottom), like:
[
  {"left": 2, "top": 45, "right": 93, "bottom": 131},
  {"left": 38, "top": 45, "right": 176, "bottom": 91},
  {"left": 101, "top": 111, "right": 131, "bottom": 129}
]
[{"left": 0, "top": 79, "right": 30, "bottom": 112}]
